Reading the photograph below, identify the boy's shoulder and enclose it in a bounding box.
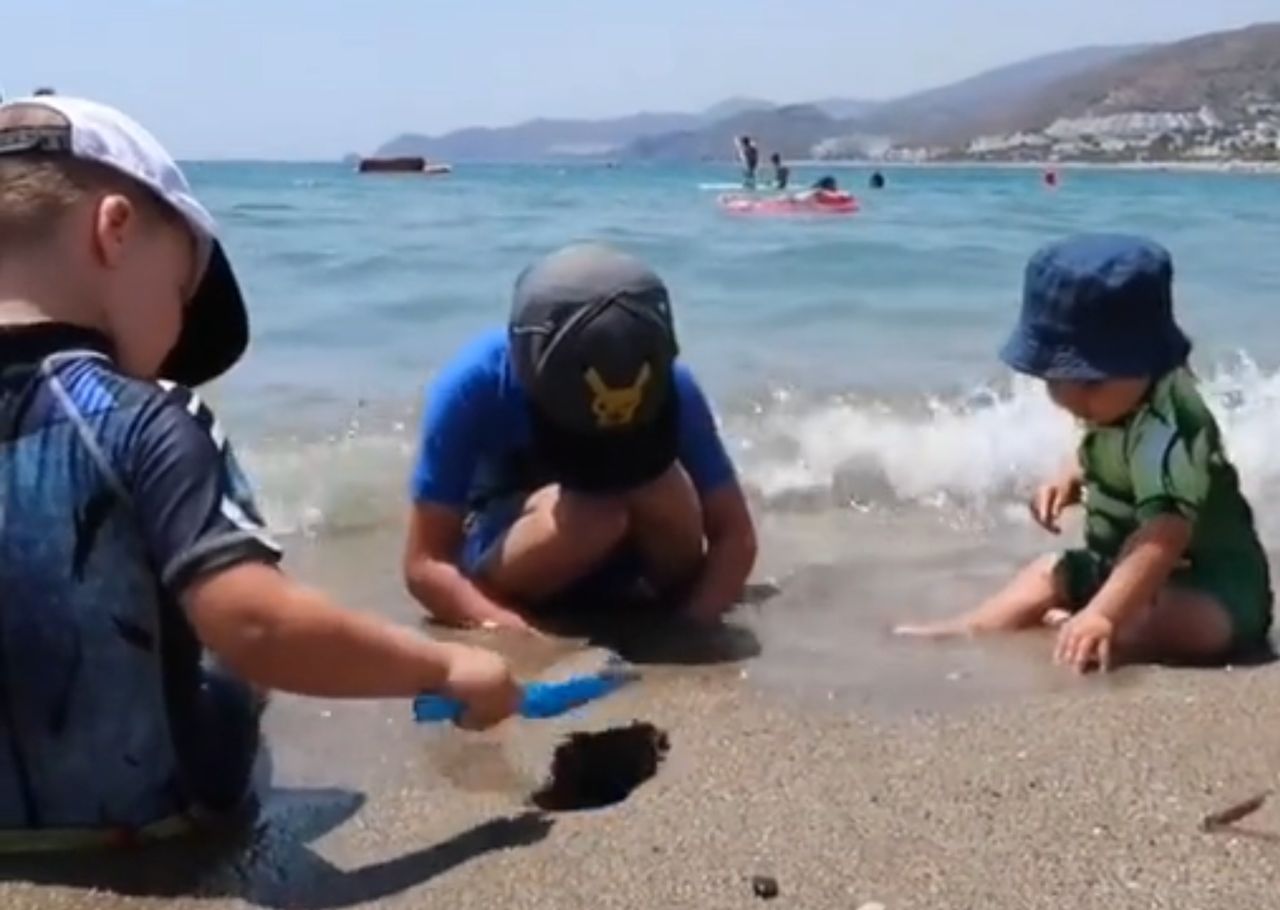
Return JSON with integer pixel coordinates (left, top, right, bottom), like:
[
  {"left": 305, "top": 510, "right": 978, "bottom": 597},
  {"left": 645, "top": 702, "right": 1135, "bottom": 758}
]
[
  {"left": 44, "top": 352, "right": 228, "bottom": 458},
  {"left": 427, "top": 328, "right": 525, "bottom": 422},
  {"left": 1134, "top": 368, "right": 1221, "bottom": 450}
]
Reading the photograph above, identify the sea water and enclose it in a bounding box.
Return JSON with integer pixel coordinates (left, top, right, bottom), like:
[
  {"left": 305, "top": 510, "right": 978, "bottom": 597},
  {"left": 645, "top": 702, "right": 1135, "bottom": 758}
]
[{"left": 191, "top": 161, "right": 1280, "bottom": 711}]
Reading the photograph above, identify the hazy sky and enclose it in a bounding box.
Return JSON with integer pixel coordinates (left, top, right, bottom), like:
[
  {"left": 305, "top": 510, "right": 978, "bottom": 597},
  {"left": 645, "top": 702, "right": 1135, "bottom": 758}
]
[{"left": 5, "top": 0, "right": 1278, "bottom": 159}]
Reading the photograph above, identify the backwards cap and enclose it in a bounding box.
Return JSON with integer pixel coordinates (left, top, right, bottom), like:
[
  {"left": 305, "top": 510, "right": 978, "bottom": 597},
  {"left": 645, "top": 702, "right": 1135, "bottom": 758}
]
[
  {"left": 0, "top": 96, "right": 248, "bottom": 387},
  {"left": 509, "top": 243, "right": 681, "bottom": 492}
]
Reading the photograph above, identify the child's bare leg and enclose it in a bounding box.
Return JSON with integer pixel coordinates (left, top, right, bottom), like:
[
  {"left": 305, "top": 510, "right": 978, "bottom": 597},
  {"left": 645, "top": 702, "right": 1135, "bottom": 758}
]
[
  {"left": 1113, "top": 587, "right": 1234, "bottom": 666},
  {"left": 895, "top": 554, "right": 1067, "bottom": 637}
]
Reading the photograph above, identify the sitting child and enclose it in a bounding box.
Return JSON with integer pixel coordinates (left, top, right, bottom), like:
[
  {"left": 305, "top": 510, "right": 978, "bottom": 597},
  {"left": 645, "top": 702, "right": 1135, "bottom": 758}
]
[{"left": 896, "top": 234, "right": 1272, "bottom": 672}]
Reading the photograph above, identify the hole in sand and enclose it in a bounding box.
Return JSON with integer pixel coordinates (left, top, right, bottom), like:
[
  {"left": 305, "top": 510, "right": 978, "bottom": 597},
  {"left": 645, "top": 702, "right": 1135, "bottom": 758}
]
[{"left": 531, "top": 722, "right": 670, "bottom": 812}]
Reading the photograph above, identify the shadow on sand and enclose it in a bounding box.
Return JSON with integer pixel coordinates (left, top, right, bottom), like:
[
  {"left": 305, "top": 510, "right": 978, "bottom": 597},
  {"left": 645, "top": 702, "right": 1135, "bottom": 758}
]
[{"left": 0, "top": 787, "right": 553, "bottom": 908}]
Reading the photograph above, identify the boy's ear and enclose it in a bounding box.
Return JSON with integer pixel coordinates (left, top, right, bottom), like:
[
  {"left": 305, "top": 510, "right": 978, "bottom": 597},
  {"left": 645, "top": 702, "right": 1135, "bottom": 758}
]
[{"left": 91, "top": 193, "right": 138, "bottom": 268}]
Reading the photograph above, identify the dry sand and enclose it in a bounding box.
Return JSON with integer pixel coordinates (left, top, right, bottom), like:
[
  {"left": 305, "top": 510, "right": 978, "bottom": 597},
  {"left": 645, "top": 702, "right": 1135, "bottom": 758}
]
[{"left": 3, "top": 530, "right": 1279, "bottom": 909}]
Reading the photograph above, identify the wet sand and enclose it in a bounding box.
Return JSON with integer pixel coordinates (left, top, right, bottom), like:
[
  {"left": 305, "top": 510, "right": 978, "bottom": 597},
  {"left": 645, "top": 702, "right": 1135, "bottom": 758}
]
[{"left": 3, "top": 523, "right": 1280, "bottom": 909}]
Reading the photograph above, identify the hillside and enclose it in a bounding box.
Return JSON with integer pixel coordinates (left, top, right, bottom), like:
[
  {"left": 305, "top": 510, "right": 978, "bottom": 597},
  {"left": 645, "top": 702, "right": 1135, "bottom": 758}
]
[
  {"left": 849, "top": 44, "right": 1150, "bottom": 145},
  {"left": 987, "top": 22, "right": 1280, "bottom": 137}
]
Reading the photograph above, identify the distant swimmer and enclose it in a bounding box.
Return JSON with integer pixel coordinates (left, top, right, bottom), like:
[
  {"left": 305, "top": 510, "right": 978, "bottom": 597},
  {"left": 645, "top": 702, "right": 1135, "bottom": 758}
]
[
  {"left": 770, "top": 152, "right": 790, "bottom": 190},
  {"left": 1044, "top": 168, "right": 1059, "bottom": 188},
  {"left": 869, "top": 170, "right": 886, "bottom": 189},
  {"left": 794, "top": 174, "right": 851, "bottom": 205},
  {"left": 736, "top": 135, "right": 759, "bottom": 189}
]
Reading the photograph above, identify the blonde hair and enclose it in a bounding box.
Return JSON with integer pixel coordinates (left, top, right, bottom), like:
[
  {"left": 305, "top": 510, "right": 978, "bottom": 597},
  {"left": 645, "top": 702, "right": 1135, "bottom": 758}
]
[{"left": 0, "top": 156, "right": 179, "bottom": 250}]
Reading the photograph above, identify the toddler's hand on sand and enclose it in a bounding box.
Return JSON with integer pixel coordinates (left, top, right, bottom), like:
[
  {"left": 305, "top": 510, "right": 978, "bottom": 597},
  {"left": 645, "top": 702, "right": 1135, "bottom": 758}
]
[
  {"left": 1053, "top": 609, "right": 1114, "bottom": 673},
  {"left": 1030, "top": 472, "right": 1083, "bottom": 534},
  {"left": 441, "top": 645, "right": 521, "bottom": 730}
]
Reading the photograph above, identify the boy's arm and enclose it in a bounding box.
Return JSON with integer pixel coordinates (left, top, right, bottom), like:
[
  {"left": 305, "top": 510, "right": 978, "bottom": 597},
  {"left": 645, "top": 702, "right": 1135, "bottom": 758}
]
[
  {"left": 403, "top": 502, "right": 534, "bottom": 630},
  {"left": 187, "top": 562, "right": 482, "bottom": 697},
  {"left": 127, "top": 386, "right": 517, "bottom": 723},
  {"left": 1079, "top": 513, "right": 1192, "bottom": 627},
  {"left": 674, "top": 368, "right": 758, "bottom": 622},
  {"left": 402, "top": 359, "right": 535, "bottom": 630},
  {"left": 683, "top": 483, "right": 757, "bottom": 623}
]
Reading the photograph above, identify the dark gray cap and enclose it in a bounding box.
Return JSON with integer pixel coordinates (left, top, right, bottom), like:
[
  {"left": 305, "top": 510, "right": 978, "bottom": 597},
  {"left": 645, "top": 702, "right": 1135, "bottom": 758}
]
[{"left": 509, "top": 243, "right": 680, "bottom": 492}]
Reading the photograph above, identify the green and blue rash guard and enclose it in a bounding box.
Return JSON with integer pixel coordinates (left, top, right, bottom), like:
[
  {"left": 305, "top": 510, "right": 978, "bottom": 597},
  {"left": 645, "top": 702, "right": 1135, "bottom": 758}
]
[
  {"left": 0, "top": 323, "right": 282, "bottom": 838},
  {"left": 1067, "top": 367, "right": 1272, "bottom": 643}
]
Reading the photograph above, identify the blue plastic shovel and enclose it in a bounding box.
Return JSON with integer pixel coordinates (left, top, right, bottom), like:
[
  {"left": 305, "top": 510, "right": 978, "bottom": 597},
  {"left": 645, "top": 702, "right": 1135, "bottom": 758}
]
[{"left": 413, "top": 661, "right": 640, "bottom": 724}]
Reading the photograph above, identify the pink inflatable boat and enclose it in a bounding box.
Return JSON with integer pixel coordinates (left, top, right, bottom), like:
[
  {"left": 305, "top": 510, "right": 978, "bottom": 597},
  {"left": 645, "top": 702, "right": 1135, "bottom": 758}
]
[{"left": 718, "top": 190, "right": 859, "bottom": 216}]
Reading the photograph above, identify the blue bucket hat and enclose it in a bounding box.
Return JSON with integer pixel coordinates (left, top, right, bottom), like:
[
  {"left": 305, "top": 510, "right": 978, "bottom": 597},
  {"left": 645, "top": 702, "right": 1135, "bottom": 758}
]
[{"left": 999, "top": 234, "right": 1191, "bottom": 381}]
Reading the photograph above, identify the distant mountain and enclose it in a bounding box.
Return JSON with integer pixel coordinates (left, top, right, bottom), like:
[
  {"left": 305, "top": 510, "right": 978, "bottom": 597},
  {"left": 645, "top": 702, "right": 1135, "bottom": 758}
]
[
  {"left": 848, "top": 44, "right": 1150, "bottom": 145},
  {"left": 377, "top": 110, "right": 702, "bottom": 161},
  {"left": 374, "top": 99, "right": 788, "bottom": 161},
  {"left": 810, "top": 97, "right": 881, "bottom": 119},
  {"left": 370, "top": 25, "right": 1280, "bottom": 163},
  {"left": 700, "top": 97, "right": 776, "bottom": 120},
  {"left": 623, "top": 104, "right": 840, "bottom": 161},
  {"left": 617, "top": 45, "right": 1155, "bottom": 160},
  {"left": 978, "top": 22, "right": 1280, "bottom": 138}
]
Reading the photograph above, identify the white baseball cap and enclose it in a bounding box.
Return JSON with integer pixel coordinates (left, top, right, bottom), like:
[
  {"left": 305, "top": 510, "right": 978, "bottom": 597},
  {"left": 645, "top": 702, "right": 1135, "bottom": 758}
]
[{"left": 0, "top": 95, "right": 248, "bottom": 386}]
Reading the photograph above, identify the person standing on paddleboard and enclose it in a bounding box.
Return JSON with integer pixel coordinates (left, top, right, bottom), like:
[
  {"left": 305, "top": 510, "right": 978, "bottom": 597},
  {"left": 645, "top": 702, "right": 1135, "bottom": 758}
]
[
  {"left": 403, "top": 243, "right": 757, "bottom": 633},
  {"left": 736, "top": 136, "right": 759, "bottom": 189}
]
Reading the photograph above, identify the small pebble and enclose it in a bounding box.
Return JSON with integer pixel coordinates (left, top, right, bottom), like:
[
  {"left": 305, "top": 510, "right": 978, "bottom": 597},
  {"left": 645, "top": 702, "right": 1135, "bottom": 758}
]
[{"left": 751, "top": 875, "right": 779, "bottom": 899}]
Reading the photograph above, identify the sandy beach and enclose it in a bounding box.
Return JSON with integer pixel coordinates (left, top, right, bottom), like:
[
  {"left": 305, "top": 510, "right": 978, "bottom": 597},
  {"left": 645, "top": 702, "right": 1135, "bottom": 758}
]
[{"left": 2, "top": 520, "right": 1278, "bottom": 910}]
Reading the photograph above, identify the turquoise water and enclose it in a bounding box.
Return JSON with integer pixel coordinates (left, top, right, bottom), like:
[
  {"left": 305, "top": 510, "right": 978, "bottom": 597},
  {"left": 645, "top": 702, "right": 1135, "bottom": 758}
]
[{"left": 188, "top": 162, "right": 1280, "bottom": 549}]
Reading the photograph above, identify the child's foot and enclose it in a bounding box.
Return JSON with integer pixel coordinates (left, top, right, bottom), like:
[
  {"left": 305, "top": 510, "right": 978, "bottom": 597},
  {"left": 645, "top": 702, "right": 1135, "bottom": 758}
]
[
  {"left": 892, "top": 619, "right": 972, "bottom": 638},
  {"left": 1042, "top": 608, "right": 1072, "bottom": 629}
]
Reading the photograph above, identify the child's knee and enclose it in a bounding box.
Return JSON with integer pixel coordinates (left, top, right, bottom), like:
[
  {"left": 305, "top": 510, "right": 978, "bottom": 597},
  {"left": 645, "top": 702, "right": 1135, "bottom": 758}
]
[
  {"left": 1029, "top": 553, "right": 1065, "bottom": 589},
  {"left": 551, "top": 492, "right": 630, "bottom": 549}
]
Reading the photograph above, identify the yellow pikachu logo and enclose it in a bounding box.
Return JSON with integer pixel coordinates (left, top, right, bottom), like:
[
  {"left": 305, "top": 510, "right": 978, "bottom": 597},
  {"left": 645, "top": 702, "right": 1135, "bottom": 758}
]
[{"left": 584, "top": 363, "right": 651, "bottom": 428}]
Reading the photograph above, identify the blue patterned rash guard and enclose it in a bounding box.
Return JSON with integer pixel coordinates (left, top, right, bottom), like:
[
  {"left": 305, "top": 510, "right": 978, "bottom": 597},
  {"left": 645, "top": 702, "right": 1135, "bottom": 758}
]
[{"left": 0, "top": 323, "right": 282, "bottom": 844}]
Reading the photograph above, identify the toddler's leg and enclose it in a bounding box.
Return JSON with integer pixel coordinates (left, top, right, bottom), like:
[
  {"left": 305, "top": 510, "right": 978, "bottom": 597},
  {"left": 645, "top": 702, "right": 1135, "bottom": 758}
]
[
  {"left": 1114, "top": 587, "right": 1234, "bottom": 665},
  {"left": 895, "top": 554, "right": 1068, "bottom": 637}
]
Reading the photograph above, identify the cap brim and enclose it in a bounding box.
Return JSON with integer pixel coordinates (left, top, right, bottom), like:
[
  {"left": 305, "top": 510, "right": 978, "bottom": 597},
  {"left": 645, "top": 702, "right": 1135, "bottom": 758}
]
[
  {"left": 530, "top": 391, "right": 679, "bottom": 494},
  {"left": 998, "top": 325, "right": 1110, "bottom": 381},
  {"left": 160, "top": 242, "right": 249, "bottom": 387},
  {"left": 999, "top": 322, "right": 1190, "bottom": 382}
]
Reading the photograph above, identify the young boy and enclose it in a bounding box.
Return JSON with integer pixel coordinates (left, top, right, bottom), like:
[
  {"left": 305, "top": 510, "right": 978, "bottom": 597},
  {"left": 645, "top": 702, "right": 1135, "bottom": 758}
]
[
  {"left": 0, "top": 96, "right": 518, "bottom": 847},
  {"left": 769, "top": 153, "right": 790, "bottom": 191},
  {"left": 403, "top": 243, "right": 756, "bottom": 632},
  {"left": 896, "top": 234, "right": 1272, "bottom": 672}
]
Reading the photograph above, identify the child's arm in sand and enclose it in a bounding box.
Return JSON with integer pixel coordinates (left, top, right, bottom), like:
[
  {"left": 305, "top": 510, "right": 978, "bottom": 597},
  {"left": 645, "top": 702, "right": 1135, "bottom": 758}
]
[
  {"left": 186, "top": 563, "right": 519, "bottom": 728},
  {"left": 403, "top": 503, "right": 536, "bottom": 631},
  {"left": 1054, "top": 514, "right": 1192, "bottom": 671}
]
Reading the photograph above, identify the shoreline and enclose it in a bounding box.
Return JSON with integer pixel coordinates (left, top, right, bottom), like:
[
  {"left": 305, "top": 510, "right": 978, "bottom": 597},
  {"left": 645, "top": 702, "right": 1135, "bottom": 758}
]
[{"left": 787, "top": 158, "right": 1280, "bottom": 175}]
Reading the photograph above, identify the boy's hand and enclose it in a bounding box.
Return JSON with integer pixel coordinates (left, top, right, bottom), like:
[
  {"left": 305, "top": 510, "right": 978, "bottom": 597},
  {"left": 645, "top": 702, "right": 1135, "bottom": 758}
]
[
  {"left": 1030, "top": 470, "right": 1083, "bottom": 534},
  {"left": 441, "top": 645, "right": 521, "bottom": 730},
  {"left": 1053, "top": 609, "right": 1114, "bottom": 673}
]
